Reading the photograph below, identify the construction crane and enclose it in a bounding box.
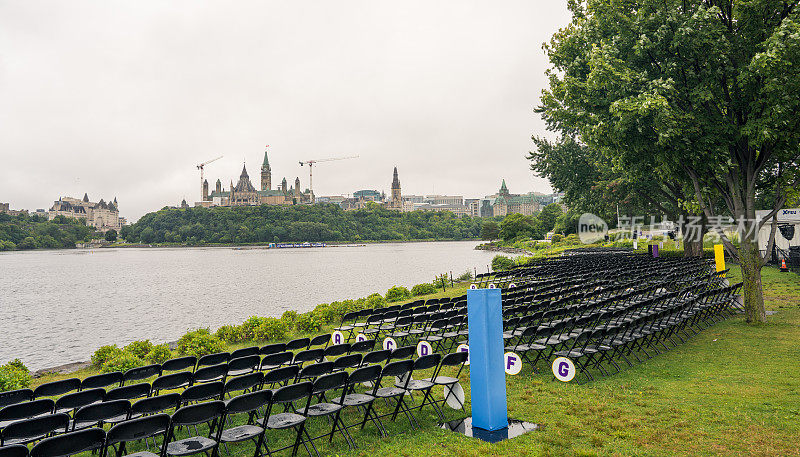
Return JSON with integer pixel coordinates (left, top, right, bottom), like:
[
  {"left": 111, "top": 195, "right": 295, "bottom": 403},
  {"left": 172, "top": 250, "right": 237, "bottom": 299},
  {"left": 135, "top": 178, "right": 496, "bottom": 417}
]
[
  {"left": 298, "top": 155, "right": 358, "bottom": 202},
  {"left": 196, "top": 155, "right": 223, "bottom": 200}
]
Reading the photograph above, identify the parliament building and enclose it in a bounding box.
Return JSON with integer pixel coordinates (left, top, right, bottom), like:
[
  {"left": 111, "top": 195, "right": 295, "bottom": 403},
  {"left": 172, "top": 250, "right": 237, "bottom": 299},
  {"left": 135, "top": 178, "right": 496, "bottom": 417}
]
[{"left": 195, "top": 148, "right": 312, "bottom": 208}]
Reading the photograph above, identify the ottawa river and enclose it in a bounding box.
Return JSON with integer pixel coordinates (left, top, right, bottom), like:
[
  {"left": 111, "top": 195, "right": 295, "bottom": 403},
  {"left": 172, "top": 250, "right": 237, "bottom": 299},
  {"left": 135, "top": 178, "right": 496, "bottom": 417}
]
[{"left": 0, "top": 241, "right": 498, "bottom": 370}]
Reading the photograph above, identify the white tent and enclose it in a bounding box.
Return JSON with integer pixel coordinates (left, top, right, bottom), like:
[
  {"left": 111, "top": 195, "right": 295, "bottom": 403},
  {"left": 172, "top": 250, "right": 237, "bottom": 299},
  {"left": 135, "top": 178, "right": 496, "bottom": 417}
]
[{"left": 756, "top": 208, "right": 800, "bottom": 254}]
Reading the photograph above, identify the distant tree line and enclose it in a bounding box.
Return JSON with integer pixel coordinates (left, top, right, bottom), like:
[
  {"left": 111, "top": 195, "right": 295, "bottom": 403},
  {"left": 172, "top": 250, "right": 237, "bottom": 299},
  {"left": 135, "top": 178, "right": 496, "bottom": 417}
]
[
  {"left": 0, "top": 213, "right": 96, "bottom": 251},
  {"left": 119, "top": 203, "right": 483, "bottom": 244},
  {"left": 480, "top": 203, "right": 573, "bottom": 244}
]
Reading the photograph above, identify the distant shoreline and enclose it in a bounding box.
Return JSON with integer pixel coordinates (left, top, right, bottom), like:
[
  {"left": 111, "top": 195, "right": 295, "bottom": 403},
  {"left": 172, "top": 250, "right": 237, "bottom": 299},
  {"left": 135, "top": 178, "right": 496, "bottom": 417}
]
[
  {"left": 0, "top": 238, "right": 483, "bottom": 253},
  {"left": 104, "top": 238, "right": 481, "bottom": 249}
]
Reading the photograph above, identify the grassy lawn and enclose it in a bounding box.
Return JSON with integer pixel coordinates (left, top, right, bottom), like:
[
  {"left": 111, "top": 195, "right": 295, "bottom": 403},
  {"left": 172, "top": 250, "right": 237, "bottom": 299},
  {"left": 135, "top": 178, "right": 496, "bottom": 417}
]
[
  {"left": 340, "top": 265, "right": 800, "bottom": 457},
  {"left": 29, "top": 266, "right": 800, "bottom": 456}
]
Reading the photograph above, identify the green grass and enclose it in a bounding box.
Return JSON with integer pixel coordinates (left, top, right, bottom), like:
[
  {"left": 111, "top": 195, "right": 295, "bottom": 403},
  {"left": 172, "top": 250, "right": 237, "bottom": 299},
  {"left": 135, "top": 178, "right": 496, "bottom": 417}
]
[{"left": 28, "top": 267, "right": 800, "bottom": 456}]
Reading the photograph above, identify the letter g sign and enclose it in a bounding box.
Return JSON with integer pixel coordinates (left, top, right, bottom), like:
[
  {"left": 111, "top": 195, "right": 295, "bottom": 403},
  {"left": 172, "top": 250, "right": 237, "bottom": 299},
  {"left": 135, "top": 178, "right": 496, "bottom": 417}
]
[{"left": 552, "top": 357, "right": 576, "bottom": 382}]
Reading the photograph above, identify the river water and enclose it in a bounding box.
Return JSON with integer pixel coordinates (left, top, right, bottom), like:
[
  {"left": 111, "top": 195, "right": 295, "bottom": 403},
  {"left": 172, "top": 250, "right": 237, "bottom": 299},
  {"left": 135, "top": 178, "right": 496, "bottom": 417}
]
[{"left": 0, "top": 241, "right": 498, "bottom": 370}]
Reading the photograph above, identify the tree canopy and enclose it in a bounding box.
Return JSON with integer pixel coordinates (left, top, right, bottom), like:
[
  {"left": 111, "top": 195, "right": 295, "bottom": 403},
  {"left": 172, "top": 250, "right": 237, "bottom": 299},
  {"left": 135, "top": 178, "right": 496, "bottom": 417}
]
[
  {"left": 0, "top": 213, "right": 95, "bottom": 250},
  {"left": 120, "top": 204, "right": 483, "bottom": 244},
  {"left": 535, "top": 0, "right": 799, "bottom": 322}
]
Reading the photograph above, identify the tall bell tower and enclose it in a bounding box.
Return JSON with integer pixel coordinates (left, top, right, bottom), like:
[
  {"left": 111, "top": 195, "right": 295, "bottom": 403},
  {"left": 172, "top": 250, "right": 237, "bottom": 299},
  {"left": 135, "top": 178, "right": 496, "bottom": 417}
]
[
  {"left": 261, "top": 146, "right": 272, "bottom": 191},
  {"left": 391, "top": 166, "right": 401, "bottom": 205}
]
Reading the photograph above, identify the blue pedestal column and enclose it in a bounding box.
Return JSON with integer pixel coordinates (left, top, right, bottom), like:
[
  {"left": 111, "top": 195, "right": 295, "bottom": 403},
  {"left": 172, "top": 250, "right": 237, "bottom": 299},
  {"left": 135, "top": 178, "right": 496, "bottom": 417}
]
[{"left": 467, "top": 288, "right": 507, "bottom": 431}]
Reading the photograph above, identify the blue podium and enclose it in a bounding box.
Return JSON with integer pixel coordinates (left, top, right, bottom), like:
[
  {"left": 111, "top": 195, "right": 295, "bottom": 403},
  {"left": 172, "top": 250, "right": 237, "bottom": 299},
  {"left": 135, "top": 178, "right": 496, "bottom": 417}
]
[
  {"left": 439, "top": 286, "right": 540, "bottom": 442},
  {"left": 466, "top": 288, "right": 507, "bottom": 430}
]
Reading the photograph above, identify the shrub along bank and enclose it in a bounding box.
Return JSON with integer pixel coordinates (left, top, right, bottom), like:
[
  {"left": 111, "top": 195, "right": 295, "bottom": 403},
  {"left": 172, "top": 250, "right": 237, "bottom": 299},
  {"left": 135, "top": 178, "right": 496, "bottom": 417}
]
[{"left": 2, "top": 276, "right": 459, "bottom": 382}]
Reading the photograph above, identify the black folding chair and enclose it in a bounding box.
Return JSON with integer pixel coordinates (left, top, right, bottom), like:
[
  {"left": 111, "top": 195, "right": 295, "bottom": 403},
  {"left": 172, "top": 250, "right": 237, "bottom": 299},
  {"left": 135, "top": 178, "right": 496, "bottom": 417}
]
[
  {"left": 260, "top": 352, "right": 294, "bottom": 372},
  {"left": 81, "top": 372, "right": 123, "bottom": 391},
  {"left": 0, "top": 399, "right": 55, "bottom": 429},
  {"left": 123, "top": 365, "right": 163, "bottom": 386},
  {"left": 72, "top": 399, "right": 131, "bottom": 430},
  {"left": 341, "top": 365, "right": 384, "bottom": 437},
  {"left": 0, "top": 389, "right": 33, "bottom": 409},
  {"left": 423, "top": 351, "right": 468, "bottom": 419},
  {"left": 309, "top": 334, "right": 331, "bottom": 349},
  {"left": 292, "top": 349, "right": 324, "bottom": 367},
  {"left": 322, "top": 344, "right": 350, "bottom": 360},
  {"left": 0, "top": 445, "right": 27, "bottom": 457},
  {"left": 1, "top": 414, "right": 69, "bottom": 446},
  {"left": 162, "top": 356, "right": 197, "bottom": 374},
  {"left": 260, "top": 381, "right": 315, "bottom": 457},
  {"left": 259, "top": 343, "right": 287, "bottom": 357},
  {"left": 360, "top": 349, "right": 390, "bottom": 367},
  {"left": 33, "top": 379, "right": 80, "bottom": 399},
  {"left": 29, "top": 428, "right": 104, "bottom": 457},
  {"left": 151, "top": 372, "right": 193, "bottom": 395},
  {"left": 54, "top": 388, "right": 105, "bottom": 415},
  {"left": 231, "top": 347, "right": 260, "bottom": 360},
  {"left": 306, "top": 371, "right": 353, "bottom": 450},
  {"left": 193, "top": 363, "right": 228, "bottom": 384},
  {"left": 131, "top": 393, "right": 181, "bottom": 419},
  {"left": 372, "top": 360, "right": 417, "bottom": 432},
  {"left": 180, "top": 382, "right": 223, "bottom": 406},
  {"left": 348, "top": 339, "right": 376, "bottom": 354},
  {"left": 105, "top": 413, "right": 170, "bottom": 457},
  {"left": 164, "top": 402, "right": 225, "bottom": 457},
  {"left": 295, "top": 362, "right": 334, "bottom": 383},
  {"left": 228, "top": 355, "right": 261, "bottom": 378},
  {"left": 105, "top": 383, "right": 151, "bottom": 403},
  {"left": 223, "top": 372, "right": 264, "bottom": 399},
  {"left": 262, "top": 366, "right": 300, "bottom": 391},
  {"left": 332, "top": 354, "right": 361, "bottom": 372},
  {"left": 403, "top": 353, "right": 441, "bottom": 420},
  {"left": 388, "top": 346, "right": 415, "bottom": 361},
  {"left": 219, "top": 390, "right": 272, "bottom": 457},
  {"left": 196, "top": 353, "right": 230, "bottom": 371},
  {"left": 286, "top": 338, "right": 311, "bottom": 352}
]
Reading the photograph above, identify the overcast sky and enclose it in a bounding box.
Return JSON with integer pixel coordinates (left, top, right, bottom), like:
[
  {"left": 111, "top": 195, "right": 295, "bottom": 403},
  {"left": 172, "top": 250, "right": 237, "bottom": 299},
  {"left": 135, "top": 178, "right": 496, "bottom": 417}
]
[{"left": 0, "top": 1, "right": 571, "bottom": 221}]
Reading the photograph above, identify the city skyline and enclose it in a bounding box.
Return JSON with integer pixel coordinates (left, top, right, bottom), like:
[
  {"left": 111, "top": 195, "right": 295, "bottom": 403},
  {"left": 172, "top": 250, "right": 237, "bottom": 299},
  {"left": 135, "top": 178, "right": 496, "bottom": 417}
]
[{"left": 0, "top": 1, "right": 570, "bottom": 221}]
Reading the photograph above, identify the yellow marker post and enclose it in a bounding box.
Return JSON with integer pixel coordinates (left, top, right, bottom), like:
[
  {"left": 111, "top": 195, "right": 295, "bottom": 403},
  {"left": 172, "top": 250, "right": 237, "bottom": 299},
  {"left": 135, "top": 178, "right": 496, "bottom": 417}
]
[{"left": 714, "top": 244, "right": 726, "bottom": 276}]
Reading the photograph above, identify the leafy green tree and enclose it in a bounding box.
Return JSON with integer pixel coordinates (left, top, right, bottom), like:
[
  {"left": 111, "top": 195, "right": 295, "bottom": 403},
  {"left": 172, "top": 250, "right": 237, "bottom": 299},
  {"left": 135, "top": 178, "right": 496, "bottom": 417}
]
[
  {"left": 491, "top": 255, "right": 516, "bottom": 272},
  {"left": 123, "top": 204, "right": 484, "bottom": 245},
  {"left": 499, "top": 213, "right": 543, "bottom": 243},
  {"left": 538, "top": 203, "right": 564, "bottom": 234},
  {"left": 537, "top": 0, "right": 800, "bottom": 322},
  {"left": 139, "top": 227, "right": 155, "bottom": 244},
  {"left": 554, "top": 211, "right": 581, "bottom": 235},
  {"left": 480, "top": 220, "right": 500, "bottom": 240},
  {"left": 104, "top": 230, "right": 117, "bottom": 242},
  {"left": 17, "top": 236, "right": 38, "bottom": 250}
]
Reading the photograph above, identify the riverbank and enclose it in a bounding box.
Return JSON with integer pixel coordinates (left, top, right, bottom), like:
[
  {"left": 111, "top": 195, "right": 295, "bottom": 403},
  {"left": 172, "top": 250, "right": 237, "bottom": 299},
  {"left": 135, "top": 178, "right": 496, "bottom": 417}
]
[
  {"left": 29, "top": 283, "right": 472, "bottom": 380},
  {"left": 474, "top": 241, "right": 530, "bottom": 254},
  {"left": 103, "top": 238, "right": 479, "bottom": 249}
]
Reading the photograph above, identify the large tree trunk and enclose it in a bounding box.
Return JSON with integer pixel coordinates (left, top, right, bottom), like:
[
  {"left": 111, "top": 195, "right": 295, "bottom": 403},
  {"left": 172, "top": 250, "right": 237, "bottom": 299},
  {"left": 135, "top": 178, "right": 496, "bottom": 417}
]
[
  {"left": 739, "top": 239, "right": 767, "bottom": 323},
  {"left": 681, "top": 214, "right": 706, "bottom": 257}
]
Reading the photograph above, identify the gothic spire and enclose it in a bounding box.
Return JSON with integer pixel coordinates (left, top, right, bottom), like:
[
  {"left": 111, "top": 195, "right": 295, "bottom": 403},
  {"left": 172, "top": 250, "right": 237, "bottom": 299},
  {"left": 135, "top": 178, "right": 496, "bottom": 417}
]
[{"left": 262, "top": 146, "right": 270, "bottom": 169}]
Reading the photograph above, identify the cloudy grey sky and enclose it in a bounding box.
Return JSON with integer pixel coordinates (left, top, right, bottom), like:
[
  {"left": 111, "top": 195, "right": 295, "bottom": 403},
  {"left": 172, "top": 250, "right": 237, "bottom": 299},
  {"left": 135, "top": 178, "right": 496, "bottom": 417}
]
[{"left": 0, "top": 1, "right": 571, "bottom": 221}]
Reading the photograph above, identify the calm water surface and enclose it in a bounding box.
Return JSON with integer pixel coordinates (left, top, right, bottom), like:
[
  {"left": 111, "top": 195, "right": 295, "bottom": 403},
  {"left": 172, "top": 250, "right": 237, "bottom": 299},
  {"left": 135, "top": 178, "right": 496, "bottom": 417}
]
[{"left": 0, "top": 241, "right": 497, "bottom": 369}]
